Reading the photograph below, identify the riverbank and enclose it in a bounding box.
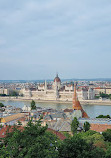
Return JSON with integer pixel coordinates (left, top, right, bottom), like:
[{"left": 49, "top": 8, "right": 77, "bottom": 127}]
[{"left": 0, "top": 97, "right": 111, "bottom": 105}]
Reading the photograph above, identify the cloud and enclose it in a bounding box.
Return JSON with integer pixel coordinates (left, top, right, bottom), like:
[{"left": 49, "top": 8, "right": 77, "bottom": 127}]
[
  {"left": 0, "top": 38, "right": 6, "bottom": 46},
  {"left": 0, "top": 0, "right": 111, "bottom": 79}
]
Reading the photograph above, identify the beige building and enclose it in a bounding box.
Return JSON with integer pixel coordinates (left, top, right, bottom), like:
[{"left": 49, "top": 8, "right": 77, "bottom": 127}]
[
  {"left": 0, "top": 88, "right": 9, "bottom": 95},
  {"left": 94, "top": 87, "right": 111, "bottom": 95},
  {"left": 105, "top": 88, "right": 111, "bottom": 95},
  {"left": 20, "top": 74, "right": 95, "bottom": 101}
]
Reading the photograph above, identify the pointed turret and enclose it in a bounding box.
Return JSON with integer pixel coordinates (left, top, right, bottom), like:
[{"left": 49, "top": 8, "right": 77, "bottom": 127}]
[
  {"left": 45, "top": 80, "right": 47, "bottom": 91},
  {"left": 72, "top": 82, "right": 89, "bottom": 118},
  {"left": 73, "top": 82, "right": 82, "bottom": 110}
]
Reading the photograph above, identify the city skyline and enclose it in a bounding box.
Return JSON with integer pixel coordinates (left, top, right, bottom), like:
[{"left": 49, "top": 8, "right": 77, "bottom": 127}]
[{"left": 0, "top": 0, "right": 111, "bottom": 80}]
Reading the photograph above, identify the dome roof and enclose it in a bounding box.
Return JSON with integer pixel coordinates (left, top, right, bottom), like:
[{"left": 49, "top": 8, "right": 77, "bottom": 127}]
[{"left": 54, "top": 74, "right": 61, "bottom": 83}]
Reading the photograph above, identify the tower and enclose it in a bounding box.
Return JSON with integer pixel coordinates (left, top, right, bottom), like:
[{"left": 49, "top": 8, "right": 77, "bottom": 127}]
[
  {"left": 72, "top": 82, "right": 88, "bottom": 118},
  {"left": 73, "top": 82, "right": 83, "bottom": 110},
  {"left": 45, "top": 80, "right": 47, "bottom": 91},
  {"left": 53, "top": 73, "right": 61, "bottom": 90}
]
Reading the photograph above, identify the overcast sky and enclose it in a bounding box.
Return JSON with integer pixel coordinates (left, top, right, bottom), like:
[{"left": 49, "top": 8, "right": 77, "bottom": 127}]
[{"left": 0, "top": 0, "right": 111, "bottom": 80}]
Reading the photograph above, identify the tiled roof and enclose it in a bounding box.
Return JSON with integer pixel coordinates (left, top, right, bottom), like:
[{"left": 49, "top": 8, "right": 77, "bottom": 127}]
[
  {"left": 73, "top": 84, "right": 88, "bottom": 118},
  {"left": 79, "top": 118, "right": 111, "bottom": 125},
  {"left": 0, "top": 113, "right": 25, "bottom": 123},
  {"left": 0, "top": 126, "right": 66, "bottom": 140},
  {"left": 90, "top": 124, "right": 111, "bottom": 132},
  {"left": 51, "top": 113, "right": 67, "bottom": 119},
  {"left": 52, "top": 119, "right": 71, "bottom": 132},
  {"left": 64, "top": 109, "right": 73, "bottom": 112},
  {"left": 47, "top": 128, "right": 66, "bottom": 140},
  {"left": 0, "top": 125, "right": 24, "bottom": 138},
  {"left": 94, "top": 87, "right": 101, "bottom": 89}
]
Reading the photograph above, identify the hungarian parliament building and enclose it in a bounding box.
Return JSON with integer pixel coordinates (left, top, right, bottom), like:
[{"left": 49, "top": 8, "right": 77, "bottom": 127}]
[{"left": 20, "top": 74, "right": 95, "bottom": 101}]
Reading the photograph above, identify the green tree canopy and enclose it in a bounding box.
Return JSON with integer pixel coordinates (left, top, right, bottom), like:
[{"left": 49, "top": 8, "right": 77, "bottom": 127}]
[
  {"left": 102, "top": 129, "right": 111, "bottom": 142},
  {"left": 9, "top": 90, "right": 19, "bottom": 96},
  {"left": 0, "top": 103, "right": 4, "bottom": 108},
  {"left": 96, "top": 115, "right": 111, "bottom": 118},
  {"left": 31, "top": 100, "right": 36, "bottom": 110},
  {"left": 0, "top": 119, "right": 60, "bottom": 158},
  {"left": 105, "top": 146, "right": 111, "bottom": 158},
  {"left": 83, "top": 121, "right": 90, "bottom": 132},
  {"left": 71, "top": 117, "right": 79, "bottom": 135},
  {"left": 17, "top": 121, "right": 22, "bottom": 126},
  {"left": 58, "top": 134, "right": 105, "bottom": 158}
]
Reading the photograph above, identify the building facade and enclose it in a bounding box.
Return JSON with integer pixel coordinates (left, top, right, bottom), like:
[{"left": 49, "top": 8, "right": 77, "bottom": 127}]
[{"left": 21, "top": 74, "right": 95, "bottom": 101}]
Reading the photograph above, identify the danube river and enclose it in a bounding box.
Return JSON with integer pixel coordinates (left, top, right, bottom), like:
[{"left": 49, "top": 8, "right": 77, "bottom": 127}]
[{"left": 0, "top": 100, "right": 111, "bottom": 118}]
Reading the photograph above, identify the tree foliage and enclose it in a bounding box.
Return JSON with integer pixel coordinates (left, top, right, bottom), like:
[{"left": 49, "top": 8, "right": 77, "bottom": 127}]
[
  {"left": 78, "top": 130, "right": 106, "bottom": 149},
  {"left": 58, "top": 134, "right": 105, "bottom": 158},
  {"left": 0, "top": 103, "right": 4, "bottom": 108},
  {"left": 96, "top": 115, "right": 111, "bottom": 118},
  {"left": 83, "top": 121, "right": 90, "bottom": 132},
  {"left": 31, "top": 100, "right": 36, "bottom": 110},
  {"left": 102, "top": 129, "right": 111, "bottom": 142},
  {"left": 105, "top": 146, "right": 111, "bottom": 158},
  {"left": 17, "top": 121, "right": 22, "bottom": 126},
  {"left": 71, "top": 117, "right": 79, "bottom": 135},
  {"left": 0, "top": 119, "right": 60, "bottom": 158},
  {"left": 9, "top": 90, "right": 19, "bottom": 96},
  {"left": 1, "top": 121, "right": 111, "bottom": 158},
  {"left": 99, "top": 92, "right": 111, "bottom": 99}
]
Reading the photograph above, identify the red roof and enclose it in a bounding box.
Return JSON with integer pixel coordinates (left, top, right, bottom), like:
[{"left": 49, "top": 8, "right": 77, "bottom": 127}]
[
  {"left": 90, "top": 124, "right": 111, "bottom": 132},
  {"left": 73, "top": 84, "right": 89, "bottom": 118},
  {"left": 0, "top": 126, "right": 24, "bottom": 138},
  {"left": 94, "top": 87, "right": 101, "bottom": 89},
  {"left": 64, "top": 109, "right": 73, "bottom": 112},
  {"left": 47, "top": 128, "right": 66, "bottom": 140},
  {"left": 0, "top": 126, "right": 66, "bottom": 140},
  {"left": 82, "top": 110, "right": 89, "bottom": 118}
]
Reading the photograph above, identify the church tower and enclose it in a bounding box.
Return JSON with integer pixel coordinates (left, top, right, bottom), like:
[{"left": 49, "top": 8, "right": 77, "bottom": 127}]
[
  {"left": 45, "top": 80, "right": 47, "bottom": 91},
  {"left": 72, "top": 82, "right": 89, "bottom": 118}
]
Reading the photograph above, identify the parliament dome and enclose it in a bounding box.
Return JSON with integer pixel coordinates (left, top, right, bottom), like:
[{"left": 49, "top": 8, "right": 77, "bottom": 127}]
[{"left": 54, "top": 74, "right": 61, "bottom": 83}]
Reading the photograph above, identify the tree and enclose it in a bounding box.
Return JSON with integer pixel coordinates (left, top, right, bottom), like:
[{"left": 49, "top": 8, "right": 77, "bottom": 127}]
[
  {"left": 89, "top": 147, "right": 105, "bottom": 158},
  {"left": 0, "top": 119, "right": 60, "bottom": 158},
  {"left": 71, "top": 117, "right": 79, "bottom": 135},
  {"left": 58, "top": 134, "right": 105, "bottom": 158},
  {"left": 105, "top": 146, "right": 111, "bottom": 158},
  {"left": 102, "top": 129, "right": 111, "bottom": 142},
  {"left": 30, "top": 100, "right": 36, "bottom": 110},
  {"left": 83, "top": 121, "right": 90, "bottom": 132},
  {"left": 17, "top": 121, "right": 22, "bottom": 126},
  {"left": 0, "top": 103, "right": 4, "bottom": 108},
  {"left": 0, "top": 124, "right": 3, "bottom": 128},
  {"left": 9, "top": 91, "right": 19, "bottom": 96},
  {"left": 96, "top": 115, "right": 111, "bottom": 118}
]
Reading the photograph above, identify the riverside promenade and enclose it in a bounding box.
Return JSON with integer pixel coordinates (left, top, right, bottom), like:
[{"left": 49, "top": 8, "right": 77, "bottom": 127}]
[{"left": 0, "top": 97, "right": 111, "bottom": 105}]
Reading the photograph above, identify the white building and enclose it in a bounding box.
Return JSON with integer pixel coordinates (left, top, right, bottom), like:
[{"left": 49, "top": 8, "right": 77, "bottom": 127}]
[
  {"left": 21, "top": 74, "right": 95, "bottom": 101},
  {"left": 22, "top": 105, "right": 31, "bottom": 112}
]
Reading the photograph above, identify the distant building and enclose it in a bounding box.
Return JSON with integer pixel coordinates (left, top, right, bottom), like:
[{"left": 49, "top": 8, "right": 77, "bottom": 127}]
[
  {"left": 0, "top": 88, "right": 9, "bottom": 95},
  {"left": 79, "top": 118, "right": 111, "bottom": 132},
  {"left": 72, "top": 83, "right": 89, "bottom": 119},
  {"left": 0, "top": 113, "right": 26, "bottom": 125},
  {"left": 22, "top": 105, "right": 31, "bottom": 112},
  {"left": 94, "top": 87, "right": 111, "bottom": 96},
  {"left": 20, "top": 74, "right": 95, "bottom": 101}
]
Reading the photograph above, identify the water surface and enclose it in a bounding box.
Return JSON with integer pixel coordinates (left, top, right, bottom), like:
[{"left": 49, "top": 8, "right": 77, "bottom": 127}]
[{"left": 0, "top": 100, "right": 111, "bottom": 118}]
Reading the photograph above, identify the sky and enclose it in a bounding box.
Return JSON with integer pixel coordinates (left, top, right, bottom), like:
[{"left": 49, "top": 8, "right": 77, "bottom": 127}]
[{"left": 0, "top": 0, "right": 111, "bottom": 80}]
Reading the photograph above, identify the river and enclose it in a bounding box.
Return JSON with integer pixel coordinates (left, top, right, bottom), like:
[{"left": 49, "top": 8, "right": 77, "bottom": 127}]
[{"left": 0, "top": 100, "right": 111, "bottom": 118}]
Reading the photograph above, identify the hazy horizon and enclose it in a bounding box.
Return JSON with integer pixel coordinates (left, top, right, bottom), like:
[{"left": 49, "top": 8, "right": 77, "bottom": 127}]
[
  {"left": 0, "top": 0, "right": 111, "bottom": 80},
  {"left": 1, "top": 77, "right": 111, "bottom": 82}
]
